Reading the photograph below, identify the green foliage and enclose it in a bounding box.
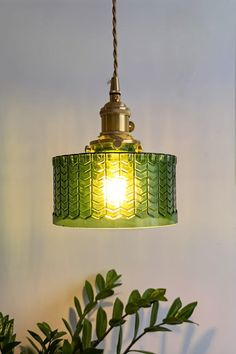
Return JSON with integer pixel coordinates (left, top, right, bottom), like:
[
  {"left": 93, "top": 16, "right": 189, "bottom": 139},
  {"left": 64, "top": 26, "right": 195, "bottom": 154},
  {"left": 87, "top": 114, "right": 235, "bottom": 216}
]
[
  {"left": 0, "top": 313, "right": 20, "bottom": 354},
  {"left": 27, "top": 322, "right": 66, "bottom": 353},
  {"left": 0, "top": 269, "right": 198, "bottom": 354},
  {"left": 163, "top": 298, "right": 198, "bottom": 325}
]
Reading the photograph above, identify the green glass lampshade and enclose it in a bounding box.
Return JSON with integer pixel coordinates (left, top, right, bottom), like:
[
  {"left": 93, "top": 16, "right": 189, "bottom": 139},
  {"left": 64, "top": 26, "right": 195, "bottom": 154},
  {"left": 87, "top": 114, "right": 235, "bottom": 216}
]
[{"left": 53, "top": 152, "right": 177, "bottom": 228}]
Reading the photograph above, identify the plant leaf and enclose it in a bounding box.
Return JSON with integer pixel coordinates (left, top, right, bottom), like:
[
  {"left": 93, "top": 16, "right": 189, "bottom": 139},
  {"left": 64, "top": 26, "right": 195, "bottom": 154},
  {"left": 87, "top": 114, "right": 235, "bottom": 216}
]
[
  {"left": 74, "top": 321, "right": 83, "bottom": 337},
  {"left": 137, "top": 299, "right": 151, "bottom": 308},
  {"left": 133, "top": 312, "right": 139, "bottom": 340},
  {"left": 84, "top": 349, "right": 104, "bottom": 354},
  {"left": 109, "top": 319, "right": 126, "bottom": 327},
  {"left": 84, "top": 301, "right": 97, "bottom": 314},
  {"left": 125, "top": 303, "right": 138, "bottom": 315},
  {"left": 74, "top": 297, "right": 83, "bottom": 318},
  {"left": 150, "top": 289, "right": 167, "bottom": 302},
  {"left": 96, "top": 307, "right": 107, "bottom": 340},
  {"left": 27, "top": 331, "right": 45, "bottom": 348},
  {"left": 71, "top": 333, "right": 83, "bottom": 351},
  {"left": 177, "top": 302, "right": 198, "bottom": 321},
  {"left": 145, "top": 326, "right": 172, "bottom": 333},
  {"left": 105, "top": 270, "right": 121, "bottom": 288},
  {"left": 142, "top": 288, "right": 155, "bottom": 300},
  {"left": 106, "top": 269, "right": 117, "bottom": 283},
  {"left": 85, "top": 281, "right": 94, "bottom": 303},
  {"left": 149, "top": 302, "right": 159, "bottom": 327},
  {"left": 62, "top": 319, "right": 73, "bottom": 338},
  {"left": 82, "top": 319, "right": 92, "bottom": 349},
  {"left": 48, "top": 338, "right": 62, "bottom": 353},
  {"left": 96, "top": 289, "right": 114, "bottom": 301},
  {"left": 116, "top": 326, "right": 122, "bottom": 354},
  {"left": 129, "top": 350, "right": 156, "bottom": 354},
  {"left": 53, "top": 331, "right": 67, "bottom": 340},
  {"left": 3, "top": 341, "right": 21, "bottom": 353},
  {"left": 110, "top": 283, "right": 122, "bottom": 289},
  {"left": 128, "top": 290, "right": 141, "bottom": 304},
  {"left": 185, "top": 319, "right": 199, "bottom": 325},
  {"left": 27, "top": 337, "right": 40, "bottom": 353},
  {"left": 166, "top": 298, "right": 182, "bottom": 319},
  {"left": 163, "top": 317, "right": 184, "bottom": 325},
  {"left": 112, "top": 298, "right": 124, "bottom": 320},
  {"left": 95, "top": 274, "right": 105, "bottom": 292},
  {"left": 37, "top": 322, "right": 51, "bottom": 338},
  {"left": 61, "top": 340, "right": 72, "bottom": 354}
]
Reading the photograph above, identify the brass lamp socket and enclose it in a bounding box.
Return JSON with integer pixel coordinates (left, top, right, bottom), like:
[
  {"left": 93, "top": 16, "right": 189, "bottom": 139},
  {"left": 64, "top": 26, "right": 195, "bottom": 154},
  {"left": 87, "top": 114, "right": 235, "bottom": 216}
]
[{"left": 86, "top": 76, "right": 142, "bottom": 152}]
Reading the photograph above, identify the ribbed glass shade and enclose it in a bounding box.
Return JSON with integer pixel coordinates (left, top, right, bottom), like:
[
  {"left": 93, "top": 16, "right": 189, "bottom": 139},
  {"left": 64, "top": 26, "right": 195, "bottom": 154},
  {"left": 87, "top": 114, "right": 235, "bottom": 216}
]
[{"left": 52, "top": 152, "right": 177, "bottom": 228}]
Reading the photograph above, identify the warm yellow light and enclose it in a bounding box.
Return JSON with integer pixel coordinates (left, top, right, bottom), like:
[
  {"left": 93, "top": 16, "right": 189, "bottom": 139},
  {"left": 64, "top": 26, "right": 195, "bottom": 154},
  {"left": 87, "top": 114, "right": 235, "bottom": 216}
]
[
  {"left": 104, "top": 176, "right": 127, "bottom": 208},
  {"left": 53, "top": 153, "right": 177, "bottom": 227}
]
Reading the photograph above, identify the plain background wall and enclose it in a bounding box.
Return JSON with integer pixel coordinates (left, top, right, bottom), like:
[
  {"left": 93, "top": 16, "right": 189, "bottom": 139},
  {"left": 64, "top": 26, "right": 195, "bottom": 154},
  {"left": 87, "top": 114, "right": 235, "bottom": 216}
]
[{"left": 0, "top": 0, "right": 236, "bottom": 353}]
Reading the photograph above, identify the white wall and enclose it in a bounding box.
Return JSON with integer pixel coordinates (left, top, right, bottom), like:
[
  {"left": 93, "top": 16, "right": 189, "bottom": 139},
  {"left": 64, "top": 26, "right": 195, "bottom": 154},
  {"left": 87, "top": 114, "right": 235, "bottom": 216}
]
[{"left": 0, "top": 1, "right": 235, "bottom": 353}]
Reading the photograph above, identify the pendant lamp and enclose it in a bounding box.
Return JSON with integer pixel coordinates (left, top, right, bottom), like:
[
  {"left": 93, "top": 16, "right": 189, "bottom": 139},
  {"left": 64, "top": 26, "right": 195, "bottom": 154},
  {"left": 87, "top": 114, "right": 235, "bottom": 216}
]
[{"left": 52, "top": 0, "right": 177, "bottom": 228}]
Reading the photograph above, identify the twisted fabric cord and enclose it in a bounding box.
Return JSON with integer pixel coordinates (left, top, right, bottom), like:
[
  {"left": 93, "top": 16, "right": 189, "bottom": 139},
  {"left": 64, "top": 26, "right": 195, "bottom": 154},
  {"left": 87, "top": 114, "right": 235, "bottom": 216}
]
[{"left": 112, "top": 0, "right": 118, "bottom": 77}]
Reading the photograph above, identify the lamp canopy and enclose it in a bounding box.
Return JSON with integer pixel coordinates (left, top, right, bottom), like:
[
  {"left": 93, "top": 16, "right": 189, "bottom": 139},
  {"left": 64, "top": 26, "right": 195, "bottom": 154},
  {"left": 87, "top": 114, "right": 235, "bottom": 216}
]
[{"left": 52, "top": 0, "right": 177, "bottom": 228}]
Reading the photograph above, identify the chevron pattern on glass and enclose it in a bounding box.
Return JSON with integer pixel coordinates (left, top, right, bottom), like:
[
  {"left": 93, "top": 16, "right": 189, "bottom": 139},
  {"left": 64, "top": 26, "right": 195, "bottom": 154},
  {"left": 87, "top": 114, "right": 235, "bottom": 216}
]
[
  {"left": 53, "top": 152, "right": 177, "bottom": 228},
  {"left": 92, "top": 154, "right": 106, "bottom": 219}
]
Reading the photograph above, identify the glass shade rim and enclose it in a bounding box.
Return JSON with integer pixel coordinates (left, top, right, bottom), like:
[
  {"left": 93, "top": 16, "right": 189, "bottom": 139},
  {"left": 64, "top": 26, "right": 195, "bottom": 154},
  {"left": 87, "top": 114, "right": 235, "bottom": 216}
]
[
  {"left": 53, "top": 151, "right": 177, "bottom": 160},
  {"left": 53, "top": 213, "right": 178, "bottom": 229}
]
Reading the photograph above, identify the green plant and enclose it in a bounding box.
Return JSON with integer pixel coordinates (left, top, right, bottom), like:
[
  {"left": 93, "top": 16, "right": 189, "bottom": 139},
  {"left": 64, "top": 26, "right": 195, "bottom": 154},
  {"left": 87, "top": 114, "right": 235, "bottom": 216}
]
[
  {"left": 0, "top": 313, "right": 20, "bottom": 354},
  {"left": 0, "top": 269, "right": 198, "bottom": 354}
]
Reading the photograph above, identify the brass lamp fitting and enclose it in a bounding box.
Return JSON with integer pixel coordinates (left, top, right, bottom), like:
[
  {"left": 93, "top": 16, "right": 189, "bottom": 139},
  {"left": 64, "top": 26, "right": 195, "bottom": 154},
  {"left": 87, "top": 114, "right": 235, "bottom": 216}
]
[{"left": 86, "top": 77, "right": 142, "bottom": 152}]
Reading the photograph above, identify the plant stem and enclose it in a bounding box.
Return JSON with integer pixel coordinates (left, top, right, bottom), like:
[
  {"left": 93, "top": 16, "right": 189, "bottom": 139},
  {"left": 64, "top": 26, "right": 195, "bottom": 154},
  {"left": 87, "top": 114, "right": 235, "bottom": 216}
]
[
  {"left": 93, "top": 314, "right": 128, "bottom": 347},
  {"left": 122, "top": 332, "right": 146, "bottom": 354},
  {"left": 122, "top": 322, "right": 165, "bottom": 354}
]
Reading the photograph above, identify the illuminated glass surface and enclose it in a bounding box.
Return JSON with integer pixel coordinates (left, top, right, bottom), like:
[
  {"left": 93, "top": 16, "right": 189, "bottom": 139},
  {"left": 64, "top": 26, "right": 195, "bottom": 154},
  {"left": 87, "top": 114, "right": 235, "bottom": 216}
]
[{"left": 52, "top": 152, "right": 177, "bottom": 228}]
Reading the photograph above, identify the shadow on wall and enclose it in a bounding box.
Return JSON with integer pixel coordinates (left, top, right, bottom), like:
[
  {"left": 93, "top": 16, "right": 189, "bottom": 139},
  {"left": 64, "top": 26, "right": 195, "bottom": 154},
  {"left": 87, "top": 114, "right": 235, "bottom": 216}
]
[
  {"left": 179, "top": 327, "right": 216, "bottom": 354},
  {"left": 160, "top": 325, "right": 216, "bottom": 354}
]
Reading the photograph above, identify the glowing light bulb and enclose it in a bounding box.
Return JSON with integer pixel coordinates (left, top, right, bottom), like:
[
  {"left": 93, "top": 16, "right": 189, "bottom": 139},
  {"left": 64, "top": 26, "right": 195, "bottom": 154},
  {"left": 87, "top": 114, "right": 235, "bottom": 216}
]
[{"left": 104, "top": 176, "right": 127, "bottom": 208}]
